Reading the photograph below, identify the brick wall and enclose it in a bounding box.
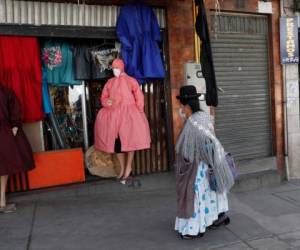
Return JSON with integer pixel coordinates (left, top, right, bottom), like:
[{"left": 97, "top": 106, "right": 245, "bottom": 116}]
[
  {"left": 166, "top": 0, "right": 196, "bottom": 142},
  {"left": 205, "top": 0, "right": 259, "bottom": 11}
]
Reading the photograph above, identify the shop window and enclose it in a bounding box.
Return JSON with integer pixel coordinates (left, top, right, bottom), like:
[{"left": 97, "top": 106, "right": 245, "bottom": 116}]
[
  {"left": 43, "top": 38, "right": 118, "bottom": 151},
  {"left": 52, "top": 86, "right": 84, "bottom": 148}
]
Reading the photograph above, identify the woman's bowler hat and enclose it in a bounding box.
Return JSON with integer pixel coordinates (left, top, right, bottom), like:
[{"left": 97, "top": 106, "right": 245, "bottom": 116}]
[{"left": 176, "top": 85, "right": 202, "bottom": 105}]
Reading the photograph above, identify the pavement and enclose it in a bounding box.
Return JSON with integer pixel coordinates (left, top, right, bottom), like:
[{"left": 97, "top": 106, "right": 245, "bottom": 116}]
[{"left": 1, "top": 172, "right": 300, "bottom": 250}]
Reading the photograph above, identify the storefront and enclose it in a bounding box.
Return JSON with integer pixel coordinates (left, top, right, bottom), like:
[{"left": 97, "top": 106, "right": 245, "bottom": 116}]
[
  {"left": 0, "top": 0, "right": 174, "bottom": 192},
  {"left": 0, "top": 0, "right": 286, "bottom": 193}
]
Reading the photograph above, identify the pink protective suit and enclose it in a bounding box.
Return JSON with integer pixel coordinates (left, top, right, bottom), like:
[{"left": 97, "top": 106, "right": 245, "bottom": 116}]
[{"left": 94, "top": 59, "right": 151, "bottom": 153}]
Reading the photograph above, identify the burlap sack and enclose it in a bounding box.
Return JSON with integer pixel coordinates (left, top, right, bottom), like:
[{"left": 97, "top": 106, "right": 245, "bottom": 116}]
[{"left": 85, "top": 146, "right": 121, "bottom": 178}]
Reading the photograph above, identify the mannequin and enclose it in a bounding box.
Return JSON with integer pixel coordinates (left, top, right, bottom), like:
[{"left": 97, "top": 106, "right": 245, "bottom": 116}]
[
  {"left": 94, "top": 59, "right": 151, "bottom": 181},
  {"left": 0, "top": 84, "right": 35, "bottom": 213}
]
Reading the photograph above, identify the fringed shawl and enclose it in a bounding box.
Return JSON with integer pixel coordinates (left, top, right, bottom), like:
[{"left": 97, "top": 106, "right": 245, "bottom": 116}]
[{"left": 176, "top": 111, "right": 234, "bottom": 194}]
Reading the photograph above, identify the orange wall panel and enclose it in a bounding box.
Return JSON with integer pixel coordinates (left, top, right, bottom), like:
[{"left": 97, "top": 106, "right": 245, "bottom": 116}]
[{"left": 28, "top": 149, "right": 85, "bottom": 190}]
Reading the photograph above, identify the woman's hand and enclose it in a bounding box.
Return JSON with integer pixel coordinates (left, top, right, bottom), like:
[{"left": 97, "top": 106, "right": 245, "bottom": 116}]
[
  {"left": 107, "top": 98, "right": 115, "bottom": 106},
  {"left": 12, "top": 127, "right": 18, "bottom": 136}
]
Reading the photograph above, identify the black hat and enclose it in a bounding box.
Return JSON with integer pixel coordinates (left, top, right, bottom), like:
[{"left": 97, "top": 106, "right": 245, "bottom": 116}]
[{"left": 176, "top": 85, "right": 202, "bottom": 104}]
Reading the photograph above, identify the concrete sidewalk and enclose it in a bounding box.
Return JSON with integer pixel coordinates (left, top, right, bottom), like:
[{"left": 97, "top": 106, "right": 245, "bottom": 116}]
[{"left": 1, "top": 173, "right": 300, "bottom": 250}]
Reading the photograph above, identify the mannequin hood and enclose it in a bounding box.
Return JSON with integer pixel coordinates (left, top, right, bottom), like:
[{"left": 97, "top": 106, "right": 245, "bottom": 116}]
[{"left": 112, "top": 59, "right": 125, "bottom": 73}]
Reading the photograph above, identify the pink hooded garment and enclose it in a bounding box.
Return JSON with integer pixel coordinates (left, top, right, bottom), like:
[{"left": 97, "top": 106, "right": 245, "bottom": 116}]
[{"left": 94, "top": 59, "right": 151, "bottom": 153}]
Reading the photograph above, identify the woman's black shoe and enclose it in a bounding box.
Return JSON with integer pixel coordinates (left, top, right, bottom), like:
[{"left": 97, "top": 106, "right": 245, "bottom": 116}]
[
  {"left": 180, "top": 232, "right": 205, "bottom": 240},
  {"left": 197, "top": 232, "right": 205, "bottom": 238},
  {"left": 208, "top": 214, "right": 231, "bottom": 229},
  {"left": 223, "top": 217, "right": 230, "bottom": 225},
  {"left": 180, "top": 234, "right": 194, "bottom": 240}
]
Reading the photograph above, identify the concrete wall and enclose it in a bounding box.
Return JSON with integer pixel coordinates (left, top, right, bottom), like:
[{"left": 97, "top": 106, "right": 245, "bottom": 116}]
[
  {"left": 285, "top": 65, "right": 300, "bottom": 179},
  {"left": 282, "top": 0, "right": 300, "bottom": 179},
  {"left": 166, "top": 0, "right": 196, "bottom": 142}
]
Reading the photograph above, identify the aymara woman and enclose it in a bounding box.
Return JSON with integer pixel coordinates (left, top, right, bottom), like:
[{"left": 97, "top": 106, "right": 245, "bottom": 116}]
[{"left": 174, "top": 85, "right": 235, "bottom": 239}]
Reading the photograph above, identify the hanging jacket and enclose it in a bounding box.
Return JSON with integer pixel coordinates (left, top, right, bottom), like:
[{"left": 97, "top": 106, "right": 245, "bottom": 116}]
[
  {"left": 195, "top": 0, "right": 218, "bottom": 107},
  {"left": 116, "top": 2, "right": 165, "bottom": 82}
]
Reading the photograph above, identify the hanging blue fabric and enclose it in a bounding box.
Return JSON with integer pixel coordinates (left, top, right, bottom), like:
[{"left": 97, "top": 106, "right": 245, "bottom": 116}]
[
  {"left": 42, "top": 66, "right": 53, "bottom": 114},
  {"left": 116, "top": 2, "right": 165, "bottom": 83}
]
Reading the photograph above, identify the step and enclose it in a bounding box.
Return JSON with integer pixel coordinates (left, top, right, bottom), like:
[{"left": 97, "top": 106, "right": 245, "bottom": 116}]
[
  {"left": 9, "top": 157, "right": 282, "bottom": 202},
  {"left": 232, "top": 156, "right": 282, "bottom": 192},
  {"left": 9, "top": 172, "right": 175, "bottom": 203}
]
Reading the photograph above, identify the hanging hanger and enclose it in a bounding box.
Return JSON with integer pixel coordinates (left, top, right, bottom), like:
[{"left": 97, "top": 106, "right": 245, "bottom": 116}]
[{"left": 89, "top": 40, "right": 115, "bottom": 50}]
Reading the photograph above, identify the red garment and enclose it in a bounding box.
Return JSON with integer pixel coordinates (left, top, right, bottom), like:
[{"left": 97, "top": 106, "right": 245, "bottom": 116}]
[
  {"left": 0, "top": 36, "right": 43, "bottom": 122},
  {"left": 94, "top": 59, "right": 151, "bottom": 153},
  {"left": 0, "top": 85, "right": 35, "bottom": 176}
]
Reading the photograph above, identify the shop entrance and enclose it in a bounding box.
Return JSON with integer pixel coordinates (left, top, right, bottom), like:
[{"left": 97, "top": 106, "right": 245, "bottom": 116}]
[
  {"left": 1, "top": 26, "right": 172, "bottom": 192},
  {"left": 211, "top": 13, "right": 273, "bottom": 161}
]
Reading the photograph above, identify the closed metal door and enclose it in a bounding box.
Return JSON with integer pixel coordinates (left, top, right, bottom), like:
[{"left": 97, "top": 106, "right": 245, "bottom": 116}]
[{"left": 211, "top": 13, "right": 273, "bottom": 160}]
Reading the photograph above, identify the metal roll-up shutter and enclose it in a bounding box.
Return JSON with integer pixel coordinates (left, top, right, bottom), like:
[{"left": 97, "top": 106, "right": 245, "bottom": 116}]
[
  {"left": 0, "top": 0, "right": 166, "bottom": 28},
  {"left": 211, "top": 13, "right": 273, "bottom": 161}
]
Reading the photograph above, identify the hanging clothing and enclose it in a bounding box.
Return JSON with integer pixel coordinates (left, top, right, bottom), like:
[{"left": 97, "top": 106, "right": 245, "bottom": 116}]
[
  {"left": 195, "top": 0, "right": 218, "bottom": 107},
  {"left": 0, "top": 85, "right": 35, "bottom": 176},
  {"left": 73, "top": 44, "right": 92, "bottom": 80},
  {"left": 94, "top": 59, "right": 151, "bottom": 153},
  {"left": 42, "top": 41, "right": 80, "bottom": 86},
  {"left": 0, "top": 36, "right": 44, "bottom": 122},
  {"left": 91, "top": 45, "right": 118, "bottom": 80},
  {"left": 73, "top": 44, "right": 118, "bottom": 80},
  {"left": 175, "top": 161, "right": 228, "bottom": 235},
  {"left": 116, "top": 3, "right": 165, "bottom": 82},
  {"left": 42, "top": 67, "right": 53, "bottom": 114}
]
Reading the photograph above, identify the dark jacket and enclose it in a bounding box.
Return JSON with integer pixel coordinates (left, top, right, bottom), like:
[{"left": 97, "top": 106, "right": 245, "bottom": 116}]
[
  {"left": 0, "top": 85, "right": 35, "bottom": 176},
  {"left": 195, "top": 0, "right": 218, "bottom": 107}
]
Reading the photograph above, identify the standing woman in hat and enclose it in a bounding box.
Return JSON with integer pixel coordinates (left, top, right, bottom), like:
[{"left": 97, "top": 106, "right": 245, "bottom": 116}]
[
  {"left": 94, "top": 59, "right": 151, "bottom": 181},
  {"left": 174, "top": 85, "right": 234, "bottom": 239},
  {"left": 0, "top": 84, "right": 35, "bottom": 213}
]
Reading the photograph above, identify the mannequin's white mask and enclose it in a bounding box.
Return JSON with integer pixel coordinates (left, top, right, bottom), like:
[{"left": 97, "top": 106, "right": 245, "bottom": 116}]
[
  {"left": 113, "top": 68, "right": 121, "bottom": 77},
  {"left": 178, "top": 107, "right": 187, "bottom": 121}
]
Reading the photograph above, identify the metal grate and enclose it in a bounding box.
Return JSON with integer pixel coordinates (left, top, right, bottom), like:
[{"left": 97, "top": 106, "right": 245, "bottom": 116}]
[
  {"left": 211, "top": 13, "right": 273, "bottom": 161},
  {"left": 294, "top": 0, "right": 300, "bottom": 12},
  {"left": 0, "top": 0, "right": 166, "bottom": 28},
  {"left": 132, "top": 81, "right": 169, "bottom": 175}
]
